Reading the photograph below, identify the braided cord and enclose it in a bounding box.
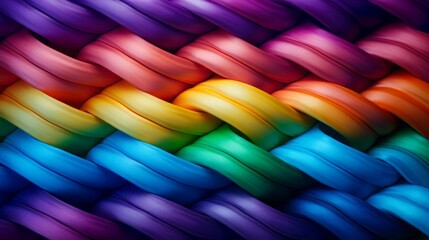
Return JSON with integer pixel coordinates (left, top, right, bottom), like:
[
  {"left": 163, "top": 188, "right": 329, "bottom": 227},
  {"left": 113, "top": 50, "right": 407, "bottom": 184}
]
[{"left": 0, "top": 1, "right": 428, "bottom": 239}]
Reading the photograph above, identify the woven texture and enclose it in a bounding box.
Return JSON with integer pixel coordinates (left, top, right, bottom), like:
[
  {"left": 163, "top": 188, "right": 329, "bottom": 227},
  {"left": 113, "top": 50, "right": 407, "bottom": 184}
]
[{"left": 0, "top": 0, "right": 429, "bottom": 239}]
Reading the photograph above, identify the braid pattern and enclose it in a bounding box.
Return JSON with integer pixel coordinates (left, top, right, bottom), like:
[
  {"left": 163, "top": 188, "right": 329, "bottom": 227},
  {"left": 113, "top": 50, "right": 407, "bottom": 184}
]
[{"left": 0, "top": 0, "right": 428, "bottom": 239}]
